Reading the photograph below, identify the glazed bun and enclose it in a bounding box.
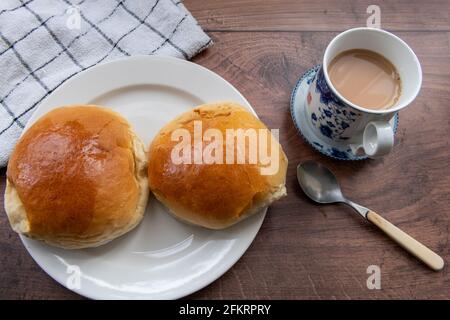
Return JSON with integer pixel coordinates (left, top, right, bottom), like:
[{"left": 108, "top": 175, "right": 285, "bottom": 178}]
[
  {"left": 148, "top": 102, "right": 288, "bottom": 229},
  {"left": 5, "top": 105, "right": 148, "bottom": 249}
]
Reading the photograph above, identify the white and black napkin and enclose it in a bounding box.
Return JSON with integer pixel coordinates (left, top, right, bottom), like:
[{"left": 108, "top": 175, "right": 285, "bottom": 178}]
[{"left": 0, "top": 0, "right": 212, "bottom": 166}]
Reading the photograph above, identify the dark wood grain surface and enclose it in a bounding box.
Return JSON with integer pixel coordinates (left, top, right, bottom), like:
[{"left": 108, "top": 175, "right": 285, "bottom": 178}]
[{"left": 1, "top": 0, "right": 449, "bottom": 299}]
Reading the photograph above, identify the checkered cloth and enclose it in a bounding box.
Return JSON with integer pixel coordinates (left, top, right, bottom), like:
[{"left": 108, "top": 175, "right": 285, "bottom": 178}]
[{"left": 0, "top": 0, "right": 212, "bottom": 167}]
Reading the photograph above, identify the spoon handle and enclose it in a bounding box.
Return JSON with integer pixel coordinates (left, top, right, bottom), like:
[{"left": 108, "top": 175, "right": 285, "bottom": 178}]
[{"left": 366, "top": 211, "right": 444, "bottom": 271}]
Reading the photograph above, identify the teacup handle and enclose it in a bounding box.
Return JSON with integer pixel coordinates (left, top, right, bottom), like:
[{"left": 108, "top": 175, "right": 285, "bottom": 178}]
[{"left": 350, "top": 121, "right": 394, "bottom": 158}]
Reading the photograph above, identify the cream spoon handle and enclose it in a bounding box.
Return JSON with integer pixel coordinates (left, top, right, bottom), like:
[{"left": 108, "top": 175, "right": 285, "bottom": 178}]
[{"left": 366, "top": 210, "right": 444, "bottom": 271}]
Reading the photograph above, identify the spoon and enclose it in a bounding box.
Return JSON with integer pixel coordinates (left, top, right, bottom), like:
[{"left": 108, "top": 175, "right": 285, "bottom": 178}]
[{"left": 297, "top": 160, "right": 444, "bottom": 271}]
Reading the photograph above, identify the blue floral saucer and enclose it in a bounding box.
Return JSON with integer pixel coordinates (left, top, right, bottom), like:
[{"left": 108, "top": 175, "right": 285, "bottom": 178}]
[{"left": 290, "top": 65, "right": 399, "bottom": 160}]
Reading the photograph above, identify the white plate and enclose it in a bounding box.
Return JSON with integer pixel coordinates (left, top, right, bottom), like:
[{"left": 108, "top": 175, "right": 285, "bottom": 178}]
[{"left": 19, "top": 56, "right": 266, "bottom": 300}]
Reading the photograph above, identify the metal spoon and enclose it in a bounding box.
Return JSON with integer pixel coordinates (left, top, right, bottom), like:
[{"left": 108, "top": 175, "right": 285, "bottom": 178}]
[{"left": 297, "top": 160, "right": 444, "bottom": 271}]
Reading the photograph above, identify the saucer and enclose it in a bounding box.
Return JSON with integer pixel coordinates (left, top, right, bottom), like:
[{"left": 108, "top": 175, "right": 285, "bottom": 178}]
[{"left": 290, "top": 65, "right": 399, "bottom": 160}]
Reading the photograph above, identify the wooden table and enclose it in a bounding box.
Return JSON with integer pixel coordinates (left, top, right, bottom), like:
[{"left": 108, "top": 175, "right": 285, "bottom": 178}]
[{"left": 1, "top": 0, "right": 449, "bottom": 299}]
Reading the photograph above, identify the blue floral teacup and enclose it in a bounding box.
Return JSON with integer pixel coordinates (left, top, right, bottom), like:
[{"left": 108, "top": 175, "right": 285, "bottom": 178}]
[{"left": 305, "top": 27, "right": 422, "bottom": 158}]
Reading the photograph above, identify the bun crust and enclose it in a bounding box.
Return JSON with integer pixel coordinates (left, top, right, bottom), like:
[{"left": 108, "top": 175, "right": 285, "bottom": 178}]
[
  {"left": 5, "top": 105, "right": 148, "bottom": 249},
  {"left": 147, "top": 102, "right": 287, "bottom": 229}
]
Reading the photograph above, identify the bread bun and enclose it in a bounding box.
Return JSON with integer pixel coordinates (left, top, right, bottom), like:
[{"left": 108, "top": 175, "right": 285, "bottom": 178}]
[
  {"left": 147, "top": 102, "right": 287, "bottom": 229},
  {"left": 5, "top": 105, "right": 148, "bottom": 249}
]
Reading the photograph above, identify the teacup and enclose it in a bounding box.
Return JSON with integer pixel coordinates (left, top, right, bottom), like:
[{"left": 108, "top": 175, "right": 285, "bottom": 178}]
[{"left": 304, "top": 27, "right": 422, "bottom": 158}]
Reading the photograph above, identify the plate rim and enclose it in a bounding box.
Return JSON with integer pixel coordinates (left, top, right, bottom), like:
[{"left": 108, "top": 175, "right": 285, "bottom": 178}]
[{"left": 24, "top": 55, "right": 258, "bottom": 129}]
